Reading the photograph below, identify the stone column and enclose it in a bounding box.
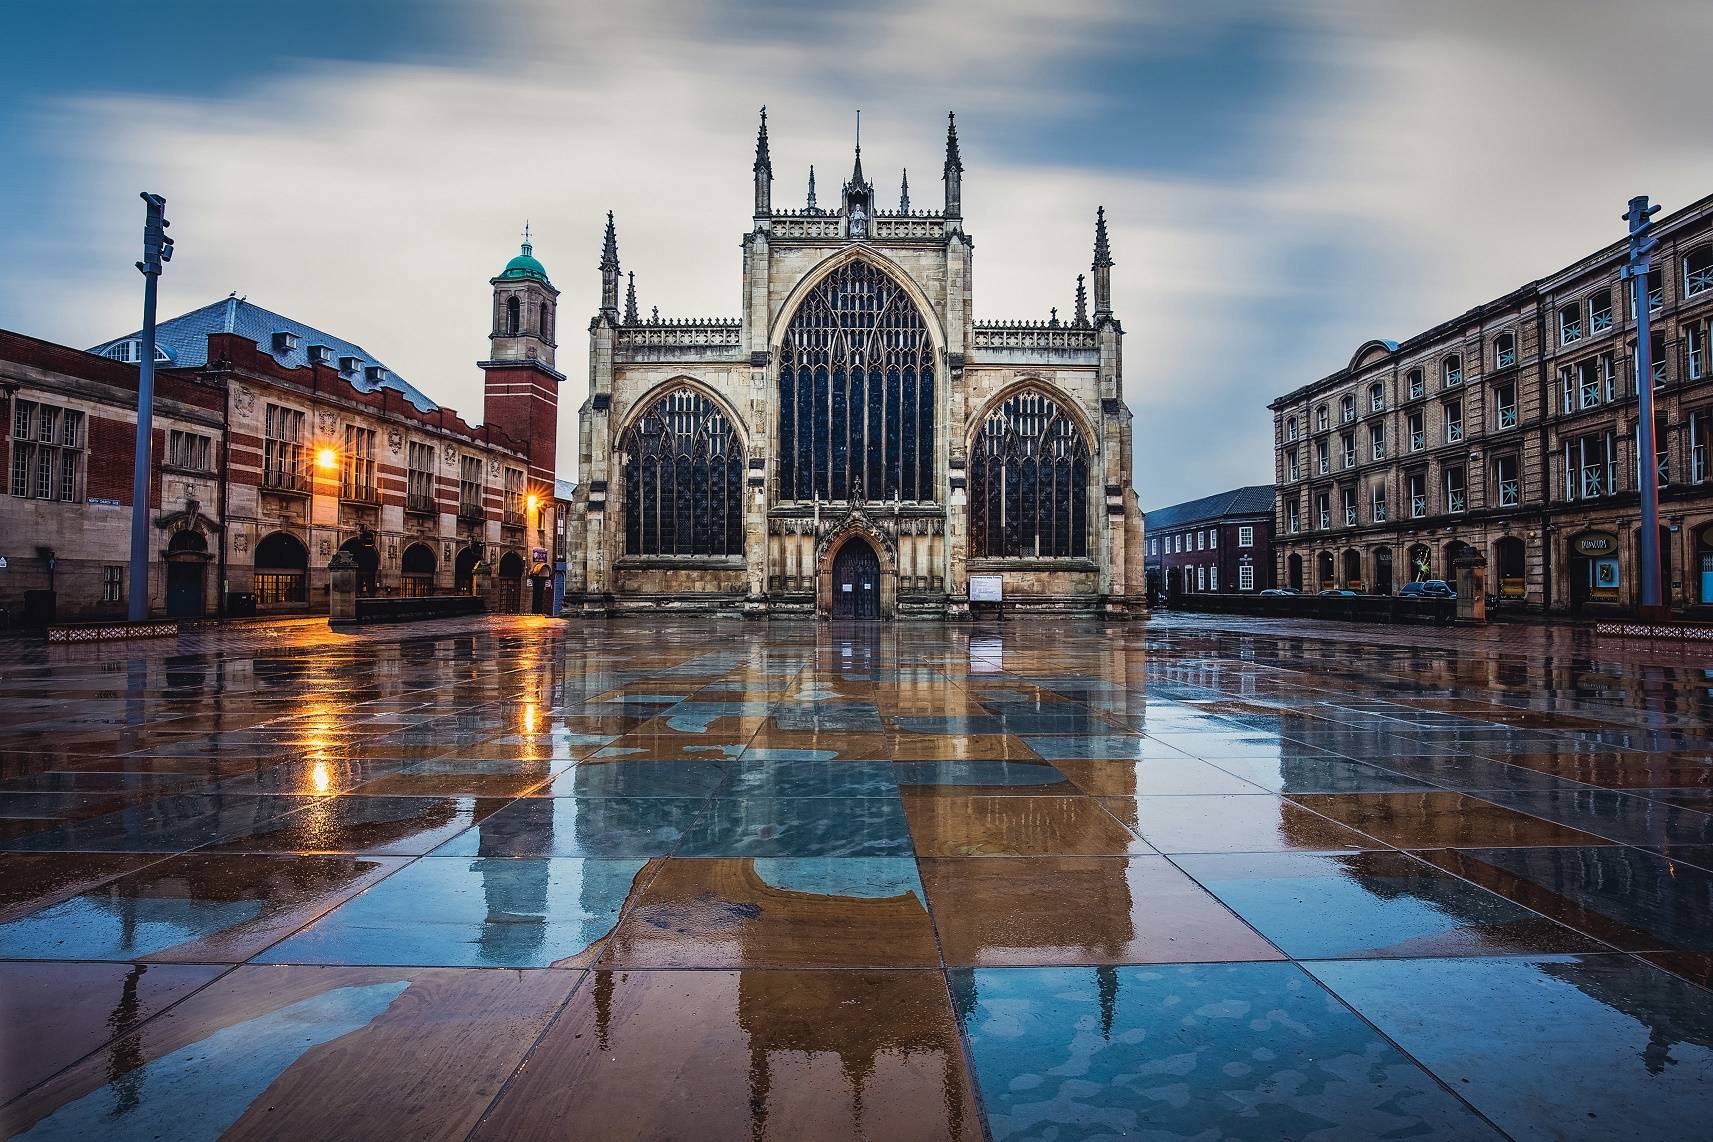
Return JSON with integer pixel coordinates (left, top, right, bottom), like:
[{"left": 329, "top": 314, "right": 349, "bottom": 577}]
[{"left": 328, "top": 551, "right": 358, "bottom": 625}]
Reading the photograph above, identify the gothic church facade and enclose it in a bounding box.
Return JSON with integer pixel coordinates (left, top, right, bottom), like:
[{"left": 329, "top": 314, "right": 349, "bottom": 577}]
[{"left": 563, "top": 112, "right": 1146, "bottom": 619}]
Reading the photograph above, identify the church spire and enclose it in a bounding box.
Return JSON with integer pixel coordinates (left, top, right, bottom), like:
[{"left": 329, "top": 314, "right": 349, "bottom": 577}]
[
  {"left": 624, "top": 271, "right": 638, "bottom": 326},
  {"left": 599, "top": 211, "right": 620, "bottom": 318},
  {"left": 1073, "top": 274, "right": 1088, "bottom": 327},
  {"left": 1092, "top": 206, "right": 1113, "bottom": 321},
  {"left": 753, "top": 106, "right": 772, "bottom": 216},
  {"left": 943, "top": 112, "right": 963, "bottom": 220},
  {"left": 807, "top": 166, "right": 818, "bottom": 211},
  {"left": 899, "top": 169, "right": 910, "bottom": 213},
  {"left": 849, "top": 109, "right": 866, "bottom": 189}
]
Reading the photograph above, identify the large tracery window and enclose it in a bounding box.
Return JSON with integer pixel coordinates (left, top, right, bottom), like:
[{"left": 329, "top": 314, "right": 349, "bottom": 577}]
[
  {"left": 970, "top": 389, "right": 1091, "bottom": 558},
  {"left": 621, "top": 388, "right": 744, "bottom": 557},
  {"left": 777, "top": 259, "right": 935, "bottom": 503}
]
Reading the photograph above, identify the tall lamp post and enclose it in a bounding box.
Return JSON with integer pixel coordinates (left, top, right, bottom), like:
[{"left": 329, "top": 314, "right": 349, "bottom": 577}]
[
  {"left": 128, "top": 193, "right": 173, "bottom": 622},
  {"left": 1623, "top": 194, "right": 1663, "bottom": 618}
]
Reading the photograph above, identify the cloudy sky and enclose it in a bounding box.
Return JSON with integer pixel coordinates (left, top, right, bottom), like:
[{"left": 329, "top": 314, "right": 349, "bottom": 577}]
[{"left": 4, "top": 0, "right": 1710, "bottom": 507}]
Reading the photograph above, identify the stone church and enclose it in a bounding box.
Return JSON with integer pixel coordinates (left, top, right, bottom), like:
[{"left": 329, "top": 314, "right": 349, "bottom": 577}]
[{"left": 556, "top": 111, "right": 1145, "bottom": 619}]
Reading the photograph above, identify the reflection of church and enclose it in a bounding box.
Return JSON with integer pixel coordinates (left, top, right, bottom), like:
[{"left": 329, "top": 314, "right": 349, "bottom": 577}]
[{"left": 562, "top": 112, "right": 1146, "bottom": 619}]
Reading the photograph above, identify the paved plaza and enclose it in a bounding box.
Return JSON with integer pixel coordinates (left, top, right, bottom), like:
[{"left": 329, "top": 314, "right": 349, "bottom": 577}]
[{"left": 2, "top": 614, "right": 1712, "bottom": 1140}]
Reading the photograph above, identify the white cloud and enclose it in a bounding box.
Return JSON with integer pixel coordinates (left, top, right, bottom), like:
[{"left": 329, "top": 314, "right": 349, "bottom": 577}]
[{"left": 5, "top": 0, "right": 1710, "bottom": 507}]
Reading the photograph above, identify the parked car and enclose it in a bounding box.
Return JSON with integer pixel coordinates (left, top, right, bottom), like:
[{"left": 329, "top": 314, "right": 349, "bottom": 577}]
[
  {"left": 1259, "top": 588, "right": 1298, "bottom": 596},
  {"left": 1399, "top": 579, "right": 1457, "bottom": 599},
  {"left": 1317, "top": 588, "right": 1360, "bottom": 597}
]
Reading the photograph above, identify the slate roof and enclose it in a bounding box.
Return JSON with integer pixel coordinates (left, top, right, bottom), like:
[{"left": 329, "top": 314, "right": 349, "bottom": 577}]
[
  {"left": 1144, "top": 485, "right": 1274, "bottom": 531},
  {"left": 88, "top": 295, "right": 439, "bottom": 413},
  {"left": 554, "top": 478, "right": 577, "bottom": 501}
]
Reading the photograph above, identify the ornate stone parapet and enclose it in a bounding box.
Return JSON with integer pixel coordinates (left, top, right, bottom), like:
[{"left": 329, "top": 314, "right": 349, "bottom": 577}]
[{"left": 971, "top": 321, "right": 1100, "bottom": 355}]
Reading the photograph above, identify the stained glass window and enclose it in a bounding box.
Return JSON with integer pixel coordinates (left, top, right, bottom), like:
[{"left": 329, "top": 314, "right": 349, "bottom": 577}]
[
  {"left": 969, "top": 389, "right": 1090, "bottom": 558},
  {"left": 777, "top": 259, "right": 935, "bottom": 502},
  {"left": 621, "top": 387, "right": 744, "bottom": 556}
]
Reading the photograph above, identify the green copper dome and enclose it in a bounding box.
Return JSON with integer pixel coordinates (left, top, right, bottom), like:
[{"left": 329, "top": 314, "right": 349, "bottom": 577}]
[{"left": 499, "top": 240, "right": 551, "bottom": 285}]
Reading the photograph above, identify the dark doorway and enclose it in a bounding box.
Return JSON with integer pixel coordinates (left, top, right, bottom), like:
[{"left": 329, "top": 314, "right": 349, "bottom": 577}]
[
  {"left": 454, "top": 544, "right": 483, "bottom": 595},
  {"left": 401, "top": 543, "right": 436, "bottom": 597},
  {"left": 831, "top": 538, "right": 881, "bottom": 619},
  {"left": 1316, "top": 551, "right": 1335, "bottom": 589},
  {"left": 1287, "top": 553, "right": 1303, "bottom": 591},
  {"left": 1341, "top": 548, "right": 1362, "bottom": 590},
  {"left": 1373, "top": 548, "right": 1394, "bottom": 595},
  {"left": 164, "top": 530, "right": 207, "bottom": 618},
  {"left": 1495, "top": 537, "right": 1526, "bottom": 600},
  {"left": 497, "top": 552, "right": 526, "bottom": 613}
]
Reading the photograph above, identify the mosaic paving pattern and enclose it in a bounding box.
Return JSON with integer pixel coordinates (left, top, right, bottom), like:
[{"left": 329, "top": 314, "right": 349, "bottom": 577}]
[{"left": 2, "top": 612, "right": 1713, "bottom": 1139}]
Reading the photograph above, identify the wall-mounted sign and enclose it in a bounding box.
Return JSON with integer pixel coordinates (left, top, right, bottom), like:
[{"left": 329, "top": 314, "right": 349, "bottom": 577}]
[
  {"left": 1572, "top": 531, "right": 1618, "bottom": 556},
  {"left": 969, "top": 574, "right": 1002, "bottom": 602},
  {"left": 88, "top": 497, "right": 121, "bottom": 507}
]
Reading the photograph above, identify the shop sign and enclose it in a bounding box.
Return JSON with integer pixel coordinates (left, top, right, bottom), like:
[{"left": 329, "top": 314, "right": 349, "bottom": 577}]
[{"left": 1572, "top": 532, "right": 1618, "bottom": 556}]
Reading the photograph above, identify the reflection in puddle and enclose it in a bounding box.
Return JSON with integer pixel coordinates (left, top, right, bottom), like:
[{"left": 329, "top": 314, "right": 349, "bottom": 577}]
[{"left": 17, "top": 981, "right": 408, "bottom": 1142}]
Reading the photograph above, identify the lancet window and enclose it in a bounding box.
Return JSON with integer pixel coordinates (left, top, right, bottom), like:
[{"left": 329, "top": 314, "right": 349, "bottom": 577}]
[
  {"left": 621, "top": 387, "right": 744, "bottom": 556},
  {"left": 969, "top": 389, "right": 1090, "bottom": 558}
]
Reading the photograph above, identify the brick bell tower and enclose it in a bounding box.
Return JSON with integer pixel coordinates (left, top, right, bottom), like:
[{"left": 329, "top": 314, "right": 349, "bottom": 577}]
[{"left": 480, "top": 224, "right": 562, "bottom": 485}]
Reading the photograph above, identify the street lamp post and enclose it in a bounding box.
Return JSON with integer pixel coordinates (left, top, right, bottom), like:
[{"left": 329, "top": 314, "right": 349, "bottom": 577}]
[
  {"left": 1623, "top": 194, "right": 1663, "bottom": 617},
  {"left": 128, "top": 193, "right": 173, "bottom": 622}
]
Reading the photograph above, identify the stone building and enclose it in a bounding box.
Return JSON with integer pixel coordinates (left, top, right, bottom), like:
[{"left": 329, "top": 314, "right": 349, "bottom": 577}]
[
  {"left": 1, "top": 330, "right": 226, "bottom": 622},
  {"left": 1143, "top": 486, "right": 1274, "bottom": 601},
  {"left": 1269, "top": 193, "right": 1713, "bottom": 616},
  {"left": 562, "top": 112, "right": 1146, "bottom": 619},
  {"left": 0, "top": 238, "right": 564, "bottom": 623}
]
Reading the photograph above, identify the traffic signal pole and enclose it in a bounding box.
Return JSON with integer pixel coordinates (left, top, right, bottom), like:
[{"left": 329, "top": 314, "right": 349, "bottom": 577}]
[
  {"left": 1623, "top": 195, "right": 1663, "bottom": 616},
  {"left": 127, "top": 193, "right": 172, "bottom": 622}
]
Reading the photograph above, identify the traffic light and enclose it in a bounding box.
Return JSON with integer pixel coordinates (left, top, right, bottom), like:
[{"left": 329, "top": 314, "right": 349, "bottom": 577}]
[{"left": 138, "top": 191, "right": 172, "bottom": 274}]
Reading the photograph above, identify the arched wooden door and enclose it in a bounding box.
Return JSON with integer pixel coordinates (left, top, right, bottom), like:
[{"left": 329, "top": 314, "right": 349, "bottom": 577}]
[{"left": 831, "top": 538, "right": 881, "bottom": 619}]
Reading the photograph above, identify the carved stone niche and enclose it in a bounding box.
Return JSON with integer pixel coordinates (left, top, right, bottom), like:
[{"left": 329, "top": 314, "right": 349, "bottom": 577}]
[{"left": 386, "top": 429, "right": 404, "bottom": 455}]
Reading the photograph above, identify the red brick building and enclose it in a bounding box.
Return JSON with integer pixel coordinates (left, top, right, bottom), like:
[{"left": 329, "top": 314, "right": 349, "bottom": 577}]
[
  {"left": 1143, "top": 486, "right": 1275, "bottom": 601},
  {"left": 0, "top": 238, "right": 565, "bottom": 623}
]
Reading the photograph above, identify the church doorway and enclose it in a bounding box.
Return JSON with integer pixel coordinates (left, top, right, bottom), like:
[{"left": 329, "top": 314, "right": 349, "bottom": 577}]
[{"left": 831, "top": 538, "right": 881, "bottom": 619}]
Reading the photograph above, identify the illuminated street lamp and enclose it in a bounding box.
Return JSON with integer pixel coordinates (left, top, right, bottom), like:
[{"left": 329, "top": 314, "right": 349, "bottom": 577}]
[{"left": 316, "top": 447, "right": 339, "bottom": 471}]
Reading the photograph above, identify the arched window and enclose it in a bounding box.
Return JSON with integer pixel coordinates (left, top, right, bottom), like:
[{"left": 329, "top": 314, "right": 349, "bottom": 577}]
[
  {"left": 969, "top": 389, "right": 1090, "bottom": 559},
  {"left": 621, "top": 387, "right": 744, "bottom": 557},
  {"left": 1284, "top": 416, "right": 1298, "bottom": 442},
  {"left": 506, "top": 296, "right": 521, "bottom": 337},
  {"left": 1340, "top": 394, "right": 1355, "bottom": 423},
  {"left": 1368, "top": 382, "right": 1384, "bottom": 412},
  {"left": 1686, "top": 245, "right": 1713, "bottom": 297},
  {"left": 777, "top": 259, "right": 934, "bottom": 502},
  {"left": 1442, "top": 354, "right": 1462, "bottom": 386},
  {"left": 538, "top": 303, "right": 549, "bottom": 338},
  {"left": 1494, "top": 331, "right": 1516, "bottom": 369}
]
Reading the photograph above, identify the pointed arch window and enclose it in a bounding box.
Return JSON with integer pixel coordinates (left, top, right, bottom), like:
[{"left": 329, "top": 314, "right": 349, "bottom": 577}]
[
  {"left": 969, "top": 389, "right": 1091, "bottom": 558},
  {"left": 621, "top": 388, "right": 744, "bottom": 557},
  {"left": 777, "top": 259, "right": 935, "bottom": 503}
]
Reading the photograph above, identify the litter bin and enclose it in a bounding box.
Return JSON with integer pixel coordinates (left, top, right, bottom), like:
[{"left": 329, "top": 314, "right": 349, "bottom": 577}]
[{"left": 225, "top": 592, "right": 256, "bottom": 618}]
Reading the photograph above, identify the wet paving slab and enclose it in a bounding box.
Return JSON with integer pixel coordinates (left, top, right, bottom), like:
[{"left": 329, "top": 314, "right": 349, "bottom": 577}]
[{"left": 3, "top": 611, "right": 1713, "bottom": 1137}]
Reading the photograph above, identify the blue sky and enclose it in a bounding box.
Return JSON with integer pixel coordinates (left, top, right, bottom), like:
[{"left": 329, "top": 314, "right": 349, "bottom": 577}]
[{"left": 5, "top": 0, "right": 1711, "bottom": 507}]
